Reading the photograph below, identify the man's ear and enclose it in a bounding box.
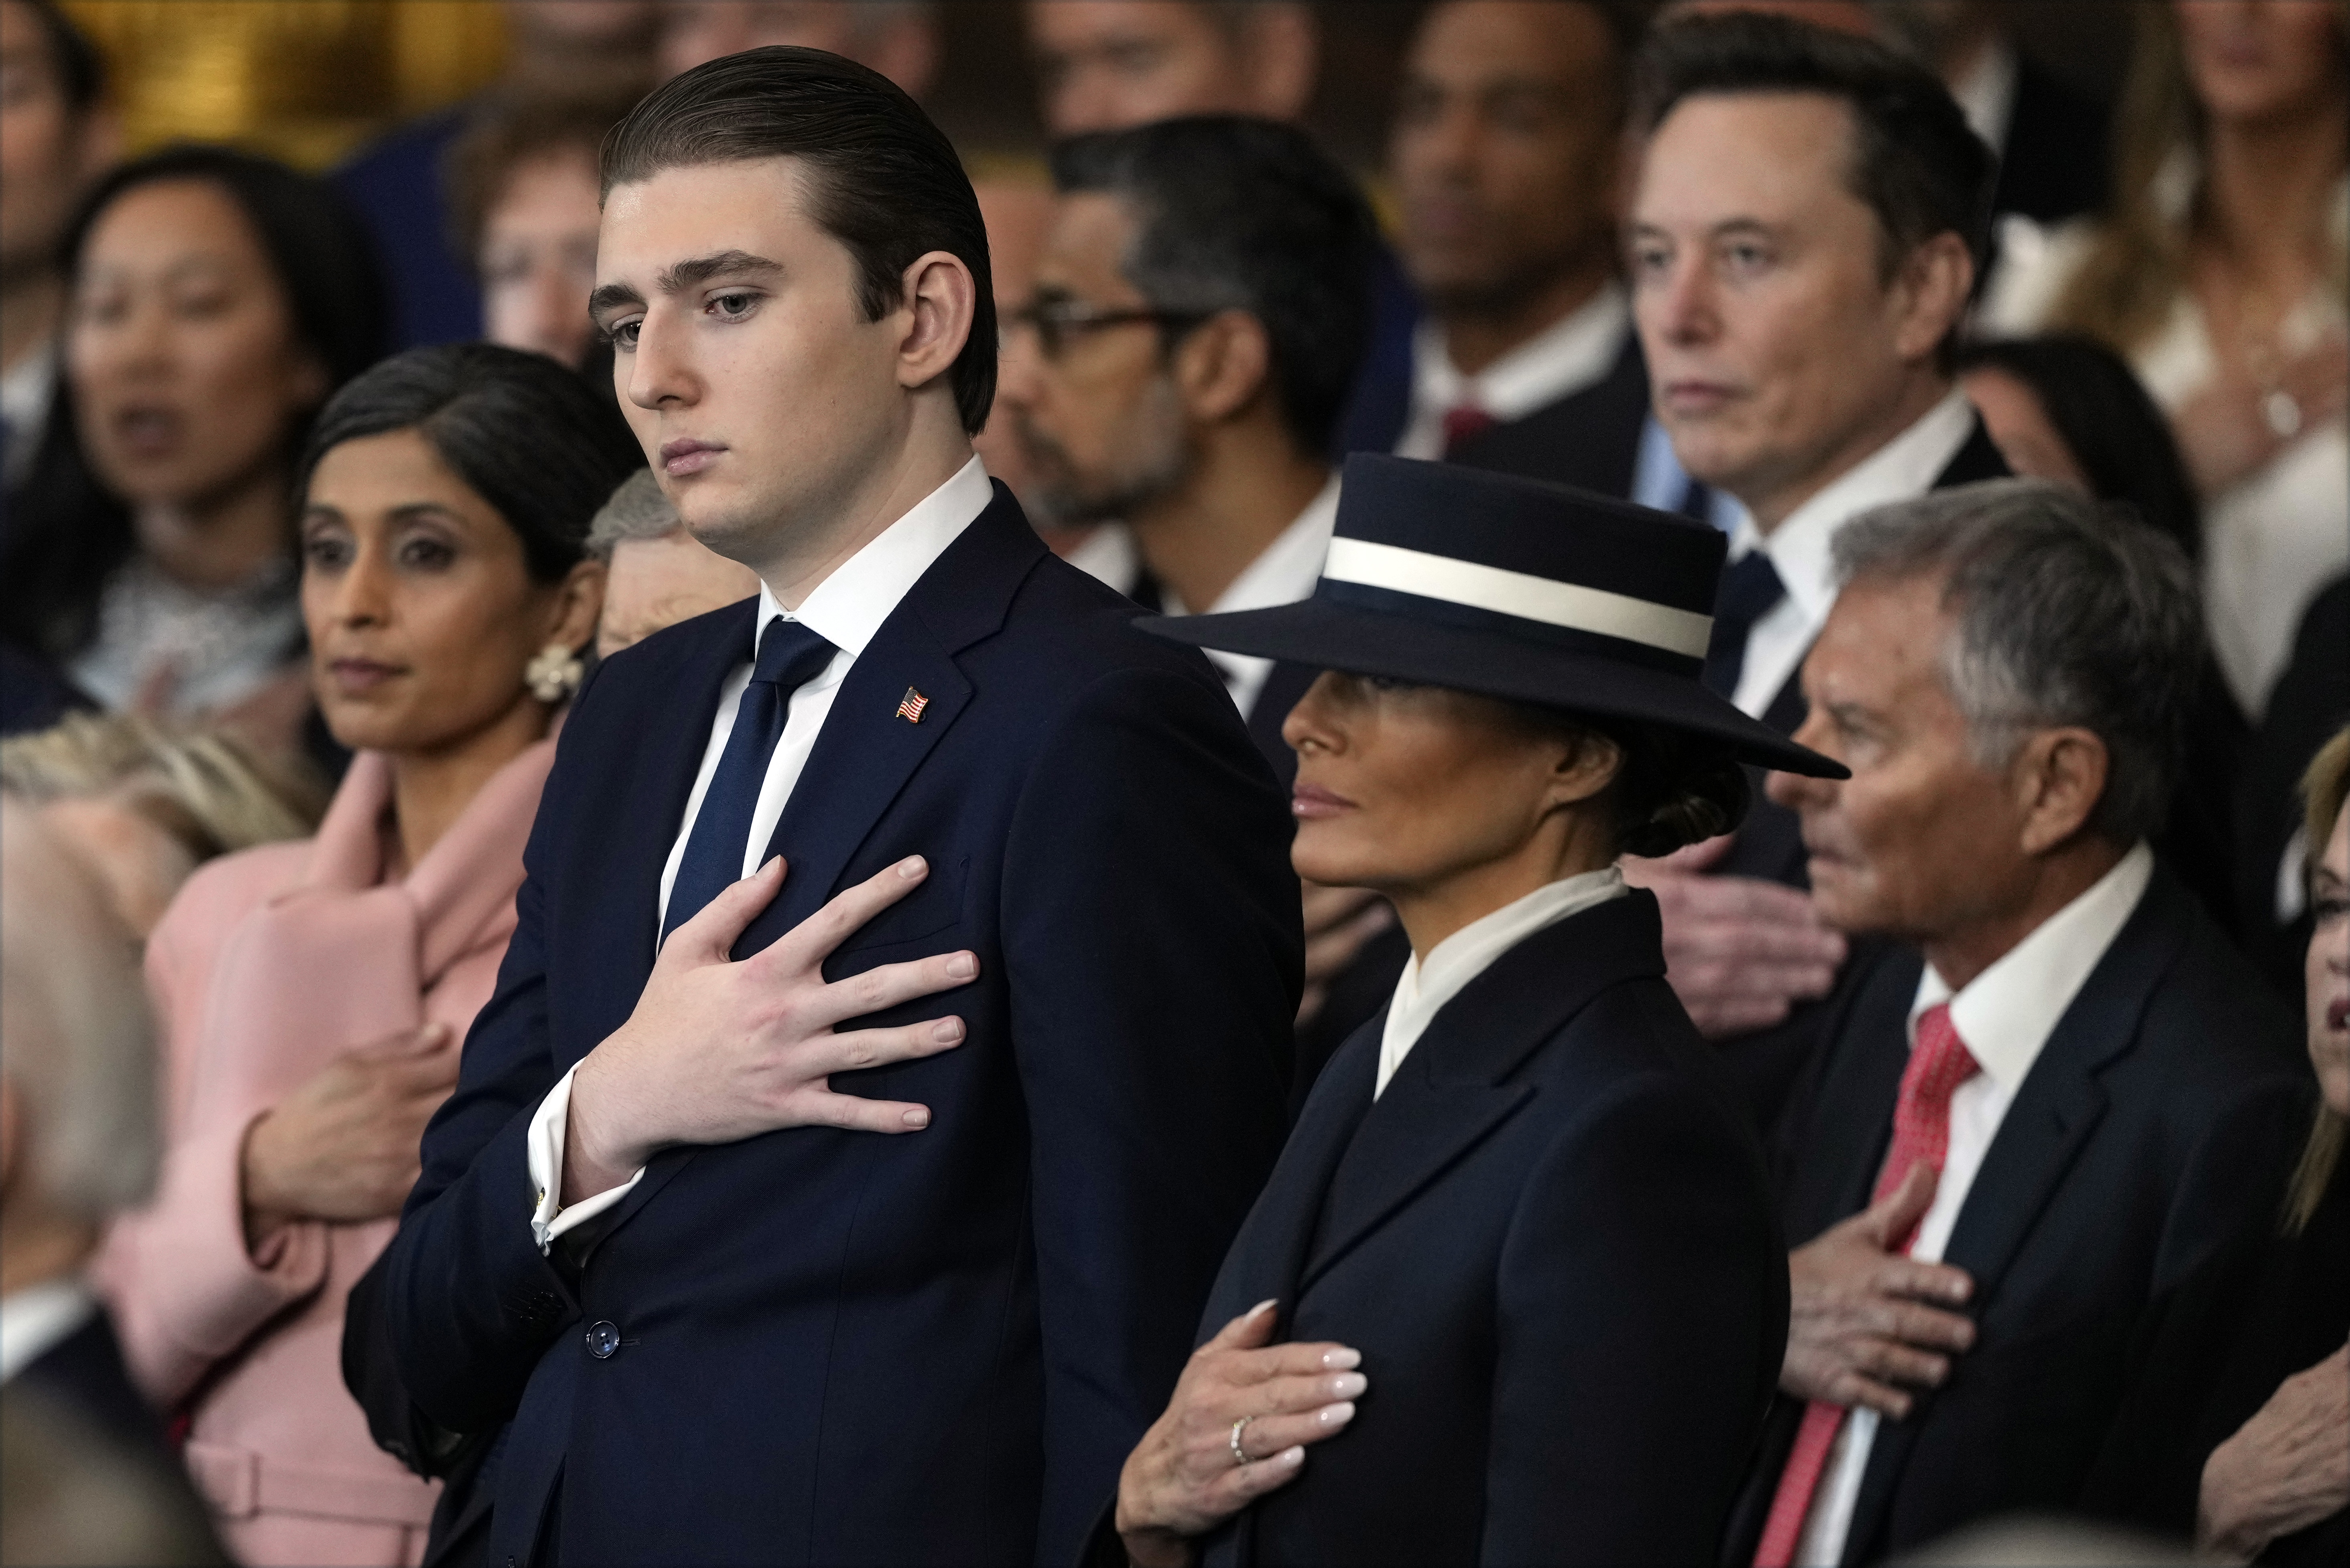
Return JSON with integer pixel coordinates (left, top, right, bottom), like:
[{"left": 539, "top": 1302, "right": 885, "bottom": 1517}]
[
  {"left": 1889, "top": 230, "right": 1974, "bottom": 367},
  {"left": 1172, "top": 310, "right": 1274, "bottom": 426},
  {"left": 542, "top": 557, "right": 609, "bottom": 656},
  {"left": 894, "top": 249, "right": 977, "bottom": 393},
  {"left": 2013, "top": 726, "right": 2110, "bottom": 856}
]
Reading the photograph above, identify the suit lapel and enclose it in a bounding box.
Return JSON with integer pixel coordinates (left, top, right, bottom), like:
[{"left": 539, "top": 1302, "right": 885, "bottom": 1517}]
[
  {"left": 1844, "top": 872, "right": 2180, "bottom": 1562},
  {"left": 564, "top": 599, "right": 760, "bottom": 1064},
  {"left": 1298, "top": 894, "right": 1665, "bottom": 1292},
  {"left": 1782, "top": 951, "right": 1917, "bottom": 1241},
  {"left": 593, "top": 489, "right": 1045, "bottom": 1241}
]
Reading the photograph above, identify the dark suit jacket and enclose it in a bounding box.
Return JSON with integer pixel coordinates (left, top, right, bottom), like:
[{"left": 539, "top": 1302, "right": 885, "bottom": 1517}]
[
  {"left": 1443, "top": 328, "right": 1651, "bottom": 499},
  {"left": 1723, "top": 864, "right": 2310, "bottom": 1566},
  {"left": 375, "top": 486, "right": 1301, "bottom": 1568},
  {"left": 1186, "top": 892, "right": 1789, "bottom": 1567}
]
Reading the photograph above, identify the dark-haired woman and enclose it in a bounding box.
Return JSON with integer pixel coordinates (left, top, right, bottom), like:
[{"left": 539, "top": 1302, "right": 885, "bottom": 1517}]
[
  {"left": 97, "top": 343, "right": 639, "bottom": 1567},
  {"left": 1107, "top": 455, "right": 1845, "bottom": 1568},
  {"left": 0, "top": 145, "right": 386, "bottom": 756}
]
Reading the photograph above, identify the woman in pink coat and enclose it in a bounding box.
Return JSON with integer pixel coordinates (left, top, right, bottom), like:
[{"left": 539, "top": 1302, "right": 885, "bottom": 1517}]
[{"left": 102, "top": 344, "right": 641, "bottom": 1566}]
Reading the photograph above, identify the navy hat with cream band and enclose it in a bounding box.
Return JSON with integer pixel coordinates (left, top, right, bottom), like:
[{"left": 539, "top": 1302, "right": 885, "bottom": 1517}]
[{"left": 1138, "top": 453, "right": 1847, "bottom": 779}]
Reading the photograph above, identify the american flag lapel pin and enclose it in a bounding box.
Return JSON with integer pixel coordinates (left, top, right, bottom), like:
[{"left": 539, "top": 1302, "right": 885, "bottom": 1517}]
[{"left": 895, "top": 687, "right": 930, "bottom": 724}]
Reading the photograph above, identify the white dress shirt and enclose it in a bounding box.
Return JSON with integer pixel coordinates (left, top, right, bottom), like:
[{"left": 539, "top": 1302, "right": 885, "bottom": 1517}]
[
  {"left": 525, "top": 455, "right": 995, "bottom": 1251},
  {"left": 1374, "top": 868, "right": 1627, "bottom": 1099},
  {"left": 1061, "top": 523, "right": 1142, "bottom": 596},
  {"left": 1, "top": 344, "right": 56, "bottom": 489},
  {"left": 0, "top": 1277, "right": 97, "bottom": 1384},
  {"left": 1395, "top": 284, "right": 1632, "bottom": 459},
  {"left": 1154, "top": 476, "right": 1338, "bottom": 718},
  {"left": 1726, "top": 390, "right": 1977, "bottom": 720},
  {"left": 1793, "top": 843, "right": 2155, "bottom": 1568}
]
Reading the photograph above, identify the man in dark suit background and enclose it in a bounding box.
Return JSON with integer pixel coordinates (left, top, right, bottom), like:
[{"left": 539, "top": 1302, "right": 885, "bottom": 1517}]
[
  {"left": 0, "top": 801, "right": 218, "bottom": 1557},
  {"left": 1729, "top": 479, "right": 2307, "bottom": 1567},
  {"left": 1618, "top": 15, "right": 2011, "bottom": 1107},
  {"left": 991, "top": 115, "right": 1391, "bottom": 1096},
  {"left": 375, "top": 48, "right": 1300, "bottom": 1568}
]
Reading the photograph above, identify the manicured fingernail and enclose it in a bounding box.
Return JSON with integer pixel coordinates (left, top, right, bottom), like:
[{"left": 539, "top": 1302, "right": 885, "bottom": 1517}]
[
  {"left": 946, "top": 952, "right": 977, "bottom": 980},
  {"left": 1277, "top": 1446, "right": 1304, "bottom": 1465},
  {"left": 1320, "top": 1347, "right": 1359, "bottom": 1370},
  {"left": 931, "top": 1017, "right": 964, "bottom": 1043},
  {"left": 764, "top": 856, "right": 784, "bottom": 874},
  {"left": 901, "top": 1107, "right": 930, "bottom": 1128},
  {"left": 898, "top": 856, "right": 925, "bottom": 878},
  {"left": 1330, "top": 1372, "right": 1366, "bottom": 1399},
  {"left": 1317, "top": 1402, "right": 1355, "bottom": 1426},
  {"left": 1249, "top": 1299, "right": 1279, "bottom": 1317}
]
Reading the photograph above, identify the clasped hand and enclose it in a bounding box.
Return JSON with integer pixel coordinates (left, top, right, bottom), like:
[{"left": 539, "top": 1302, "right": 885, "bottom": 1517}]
[
  {"left": 1783, "top": 1163, "right": 1976, "bottom": 1419},
  {"left": 1115, "top": 1301, "right": 1366, "bottom": 1568},
  {"left": 562, "top": 855, "right": 978, "bottom": 1204},
  {"left": 1623, "top": 836, "right": 1847, "bottom": 1039}
]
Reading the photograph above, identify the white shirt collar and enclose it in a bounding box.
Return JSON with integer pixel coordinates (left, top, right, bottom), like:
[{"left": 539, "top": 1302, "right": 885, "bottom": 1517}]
[
  {"left": 1908, "top": 842, "right": 2155, "bottom": 1096},
  {"left": 0, "top": 1278, "right": 96, "bottom": 1384},
  {"left": 1732, "top": 387, "right": 1978, "bottom": 626},
  {"left": 1375, "top": 867, "right": 1629, "bottom": 1099},
  {"left": 1410, "top": 282, "right": 1631, "bottom": 426},
  {"left": 1159, "top": 476, "right": 1339, "bottom": 718},
  {"left": 759, "top": 454, "right": 994, "bottom": 659}
]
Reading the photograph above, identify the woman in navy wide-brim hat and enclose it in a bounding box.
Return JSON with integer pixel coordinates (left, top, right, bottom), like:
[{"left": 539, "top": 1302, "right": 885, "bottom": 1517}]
[{"left": 1103, "top": 454, "right": 1847, "bottom": 1568}]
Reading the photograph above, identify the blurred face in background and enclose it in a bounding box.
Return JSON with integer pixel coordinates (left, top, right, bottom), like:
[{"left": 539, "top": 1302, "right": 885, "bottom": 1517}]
[
  {"left": 2310, "top": 797, "right": 2349, "bottom": 1117},
  {"left": 479, "top": 145, "right": 602, "bottom": 369},
  {"left": 301, "top": 428, "right": 601, "bottom": 756},
  {"left": 597, "top": 525, "right": 760, "bottom": 656},
  {"left": 0, "top": 0, "right": 112, "bottom": 315},
  {"left": 68, "top": 179, "right": 326, "bottom": 515},
  {"left": 2174, "top": 0, "right": 2348, "bottom": 127},
  {"left": 659, "top": 1, "right": 938, "bottom": 96},
  {"left": 1390, "top": 0, "right": 1623, "bottom": 316},
  {"left": 1028, "top": 1, "right": 1315, "bottom": 135},
  {"left": 994, "top": 191, "right": 1189, "bottom": 527}
]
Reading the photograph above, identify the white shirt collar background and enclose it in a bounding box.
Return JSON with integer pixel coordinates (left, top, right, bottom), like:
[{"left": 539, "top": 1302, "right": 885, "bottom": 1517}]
[
  {"left": 1396, "top": 284, "right": 1632, "bottom": 460},
  {"left": 1726, "top": 388, "right": 1978, "bottom": 720},
  {"left": 1152, "top": 475, "right": 1340, "bottom": 718},
  {"left": 1795, "top": 841, "right": 2156, "bottom": 1568}
]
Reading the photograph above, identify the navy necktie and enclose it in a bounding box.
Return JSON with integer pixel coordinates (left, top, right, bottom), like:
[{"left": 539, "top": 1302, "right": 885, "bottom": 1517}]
[
  {"left": 662, "top": 615, "right": 836, "bottom": 944},
  {"left": 1702, "top": 549, "right": 1788, "bottom": 699}
]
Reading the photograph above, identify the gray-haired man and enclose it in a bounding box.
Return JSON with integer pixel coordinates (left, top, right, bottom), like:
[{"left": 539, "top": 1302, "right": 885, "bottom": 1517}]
[{"left": 1728, "top": 479, "right": 2308, "bottom": 1566}]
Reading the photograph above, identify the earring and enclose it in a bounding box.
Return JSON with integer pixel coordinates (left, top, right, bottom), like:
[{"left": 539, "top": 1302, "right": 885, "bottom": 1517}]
[{"left": 526, "top": 642, "right": 584, "bottom": 704}]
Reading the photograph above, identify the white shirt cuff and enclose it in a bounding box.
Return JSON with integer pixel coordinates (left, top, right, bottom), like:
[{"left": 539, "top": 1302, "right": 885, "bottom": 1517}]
[{"left": 527, "top": 1064, "right": 645, "bottom": 1255}]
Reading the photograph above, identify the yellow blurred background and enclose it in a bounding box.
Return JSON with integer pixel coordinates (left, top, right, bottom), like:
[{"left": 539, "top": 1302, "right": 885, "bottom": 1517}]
[{"left": 59, "top": 0, "right": 509, "bottom": 169}]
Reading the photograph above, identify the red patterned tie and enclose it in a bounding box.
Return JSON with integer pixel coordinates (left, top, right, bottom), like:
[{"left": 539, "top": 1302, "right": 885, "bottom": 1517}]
[
  {"left": 1441, "top": 400, "right": 1497, "bottom": 456},
  {"left": 1752, "top": 1003, "right": 1979, "bottom": 1568}
]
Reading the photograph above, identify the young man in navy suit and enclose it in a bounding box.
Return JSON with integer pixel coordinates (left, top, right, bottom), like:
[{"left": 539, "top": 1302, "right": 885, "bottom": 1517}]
[{"left": 373, "top": 47, "right": 1301, "bottom": 1568}]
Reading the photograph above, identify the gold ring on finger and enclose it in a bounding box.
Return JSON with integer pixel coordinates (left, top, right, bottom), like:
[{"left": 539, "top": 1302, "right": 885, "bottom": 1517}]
[{"left": 1229, "top": 1415, "right": 1256, "bottom": 1467}]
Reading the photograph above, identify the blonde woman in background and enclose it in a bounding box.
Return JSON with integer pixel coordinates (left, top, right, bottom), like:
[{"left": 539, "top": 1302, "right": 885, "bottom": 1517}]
[
  {"left": 1982, "top": 0, "right": 2347, "bottom": 725},
  {"left": 0, "top": 711, "right": 323, "bottom": 936}
]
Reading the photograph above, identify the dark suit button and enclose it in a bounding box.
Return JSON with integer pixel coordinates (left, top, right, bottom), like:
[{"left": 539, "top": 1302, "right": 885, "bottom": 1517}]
[{"left": 584, "top": 1320, "right": 620, "bottom": 1358}]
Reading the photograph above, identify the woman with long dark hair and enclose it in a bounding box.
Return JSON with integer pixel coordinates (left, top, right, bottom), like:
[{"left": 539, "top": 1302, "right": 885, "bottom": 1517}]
[
  {"left": 97, "top": 343, "right": 639, "bottom": 1567},
  {"left": 0, "top": 145, "right": 386, "bottom": 752}
]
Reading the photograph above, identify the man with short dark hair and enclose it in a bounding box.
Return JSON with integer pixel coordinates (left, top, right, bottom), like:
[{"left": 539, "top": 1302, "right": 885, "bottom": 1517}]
[
  {"left": 1734, "top": 479, "right": 2306, "bottom": 1566},
  {"left": 1376, "top": 0, "right": 1657, "bottom": 495},
  {"left": 375, "top": 48, "right": 1299, "bottom": 1568},
  {"left": 0, "top": 0, "right": 113, "bottom": 489},
  {"left": 1619, "top": 12, "right": 2010, "bottom": 1073}
]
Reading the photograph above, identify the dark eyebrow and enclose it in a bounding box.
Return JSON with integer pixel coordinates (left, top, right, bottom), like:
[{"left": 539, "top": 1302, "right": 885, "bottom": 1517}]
[{"left": 587, "top": 251, "right": 784, "bottom": 323}]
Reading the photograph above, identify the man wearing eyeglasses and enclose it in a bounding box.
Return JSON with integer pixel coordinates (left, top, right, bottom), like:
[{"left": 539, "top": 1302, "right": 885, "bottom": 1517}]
[{"left": 996, "top": 114, "right": 1388, "bottom": 1092}]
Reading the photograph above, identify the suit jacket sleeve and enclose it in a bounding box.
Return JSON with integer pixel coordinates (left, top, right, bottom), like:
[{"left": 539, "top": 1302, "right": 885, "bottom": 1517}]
[
  {"left": 1482, "top": 1010, "right": 1789, "bottom": 1567},
  {"left": 1000, "top": 662, "right": 1300, "bottom": 1568},
  {"left": 374, "top": 667, "right": 610, "bottom": 1434}
]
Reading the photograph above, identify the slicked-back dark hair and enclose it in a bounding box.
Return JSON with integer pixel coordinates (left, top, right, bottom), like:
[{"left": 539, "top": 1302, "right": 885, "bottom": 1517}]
[
  {"left": 1051, "top": 115, "right": 1375, "bottom": 457},
  {"left": 601, "top": 45, "right": 995, "bottom": 434},
  {"left": 301, "top": 343, "right": 647, "bottom": 587},
  {"left": 1634, "top": 12, "right": 1995, "bottom": 324}
]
